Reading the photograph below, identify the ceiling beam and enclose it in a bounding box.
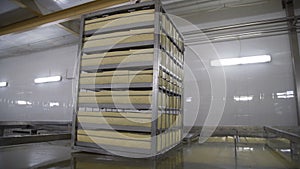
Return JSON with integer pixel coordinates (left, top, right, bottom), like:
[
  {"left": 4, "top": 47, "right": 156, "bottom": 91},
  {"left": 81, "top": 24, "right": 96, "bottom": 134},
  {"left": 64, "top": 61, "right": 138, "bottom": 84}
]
[
  {"left": 9, "top": 0, "right": 81, "bottom": 35},
  {"left": 0, "top": 0, "right": 128, "bottom": 36}
]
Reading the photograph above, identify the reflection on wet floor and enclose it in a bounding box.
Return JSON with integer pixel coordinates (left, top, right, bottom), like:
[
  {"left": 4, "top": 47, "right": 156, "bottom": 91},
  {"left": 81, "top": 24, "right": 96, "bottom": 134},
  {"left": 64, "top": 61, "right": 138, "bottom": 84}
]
[
  {"left": 183, "top": 143, "right": 298, "bottom": 169},
  {"left": 72, "top": 149, "right": 183, "bottom": 169},
  {"left": 72, "top": 139, "right": 299, "bottom": 169},
  {"left": 0, "top": 137, "right": 299, "bottom": 169}
]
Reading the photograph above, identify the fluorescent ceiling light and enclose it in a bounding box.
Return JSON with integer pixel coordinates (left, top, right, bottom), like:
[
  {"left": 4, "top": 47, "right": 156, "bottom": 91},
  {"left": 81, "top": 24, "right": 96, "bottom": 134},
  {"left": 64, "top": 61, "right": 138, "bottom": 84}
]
[
  {"left": 234, "top": 96, "right": 253, "bottom": 102},
  {"left": 276, "top": 90, "right": 294, "bottom": 99},
  {"left": 16, "top": 100, "right": 32, "bottom": 105},
  {"left": 34, "top": 76, "right": 62, "bottom": 84},
  {"left": 0, "top": 82, "right": 8, "bottom": 87},
  {"left": 277, "top": 95, "right": 294, "bottom": 99},
  {"left": 50, "top": 102, "right": 60, "bottom": 107},
  {"left": 211, "top": 55, "right": 271, "bottom": 67}
]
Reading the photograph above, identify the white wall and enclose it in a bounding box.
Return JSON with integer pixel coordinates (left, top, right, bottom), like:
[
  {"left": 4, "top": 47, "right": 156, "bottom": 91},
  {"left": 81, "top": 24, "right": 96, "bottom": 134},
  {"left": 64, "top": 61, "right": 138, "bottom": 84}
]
[
  {"left": 177, "top": 5, "right": 298, "bottom": 126},
  {"left": 0, "top": 45, "right": 78, "bottom": 122},
  {"left": 0, "top": 35, "right": 296, "bottom": 126},
  {"left": 184, "top": 34, "right": 298, "bottom": 126}
]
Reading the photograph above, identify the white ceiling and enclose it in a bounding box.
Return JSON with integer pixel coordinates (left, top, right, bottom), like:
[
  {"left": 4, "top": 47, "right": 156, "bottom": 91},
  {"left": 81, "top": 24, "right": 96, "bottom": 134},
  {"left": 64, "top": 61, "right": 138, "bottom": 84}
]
[
  {"left": 0, "top": 0, "right": 92, "bottom": 57},
  {"left": 0, "top": 25, "right": 78, "bottom": 57},
  {"left": 0, "top": 0, "right": 19, "bottom": 15},
  {"left": 0, "top": 0, "right": 297, "bottom": 58},
  {"left": 35, "top": 0, "right": 94, "bottom": 14}
]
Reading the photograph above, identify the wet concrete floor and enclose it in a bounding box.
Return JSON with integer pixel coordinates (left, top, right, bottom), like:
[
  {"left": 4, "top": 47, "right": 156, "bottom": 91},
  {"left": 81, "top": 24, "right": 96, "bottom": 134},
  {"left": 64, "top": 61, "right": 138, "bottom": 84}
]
[{"left": 0, "top": 137, "right": 299, "bottom": 169}]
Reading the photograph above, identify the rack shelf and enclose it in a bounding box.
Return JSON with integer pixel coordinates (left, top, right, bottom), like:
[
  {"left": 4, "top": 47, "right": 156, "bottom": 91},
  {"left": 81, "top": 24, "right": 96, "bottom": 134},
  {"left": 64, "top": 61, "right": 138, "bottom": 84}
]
[
  {"left": 83, "top": 41, "right": 154, "bottom": 54},
  {"left": 85, "top": 21, "right": 154, "bottom": 36},
  {"left": 81, "top": 61, "right": 153, "bottom": 72},
  {"left": 78, "top": 103, "right": 152, "bottom": 110},
  {"left": 80, "top": 83, "right": 153, "bottom": 90},
  {"left": 77, "top": 123, "right": 152, "bottom": 133}
]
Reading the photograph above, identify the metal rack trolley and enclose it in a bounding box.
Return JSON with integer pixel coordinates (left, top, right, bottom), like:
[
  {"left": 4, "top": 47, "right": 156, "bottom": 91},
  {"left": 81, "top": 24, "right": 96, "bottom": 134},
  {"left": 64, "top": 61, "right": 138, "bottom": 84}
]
[{"left": 72, "top": 0, "right": 185, "bottom": 157}]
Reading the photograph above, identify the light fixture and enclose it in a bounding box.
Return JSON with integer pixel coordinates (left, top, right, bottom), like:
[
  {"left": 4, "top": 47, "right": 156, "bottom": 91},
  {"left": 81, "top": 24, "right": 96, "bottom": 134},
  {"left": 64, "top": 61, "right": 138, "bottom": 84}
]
[
  {"left": 16, "top": 100, "right": 32, "bottom": 105},
  {"left": 276, "top": 91, "right": 294, "bottom": 99},
  {"left": 0, "top": 82, "right": 8, "bottom": 87},
  {"left": 211, "top": 55, "right": 271, "bottom": 67},
  {"left": 34, "top": 76, "right": 62, "bottom": 84},
  {"left": 50, "top": 102, "right": 60, "bottom": 107},
  {"left": 234, "top": 96, "right": 253, "bottom": 102}
]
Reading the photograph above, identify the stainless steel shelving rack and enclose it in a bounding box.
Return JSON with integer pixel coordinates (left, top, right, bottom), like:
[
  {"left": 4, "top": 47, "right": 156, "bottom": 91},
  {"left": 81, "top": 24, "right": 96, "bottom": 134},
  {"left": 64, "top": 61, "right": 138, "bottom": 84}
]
[{"left": 72, "top": 0, "right": 185, "bottom": 157}]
